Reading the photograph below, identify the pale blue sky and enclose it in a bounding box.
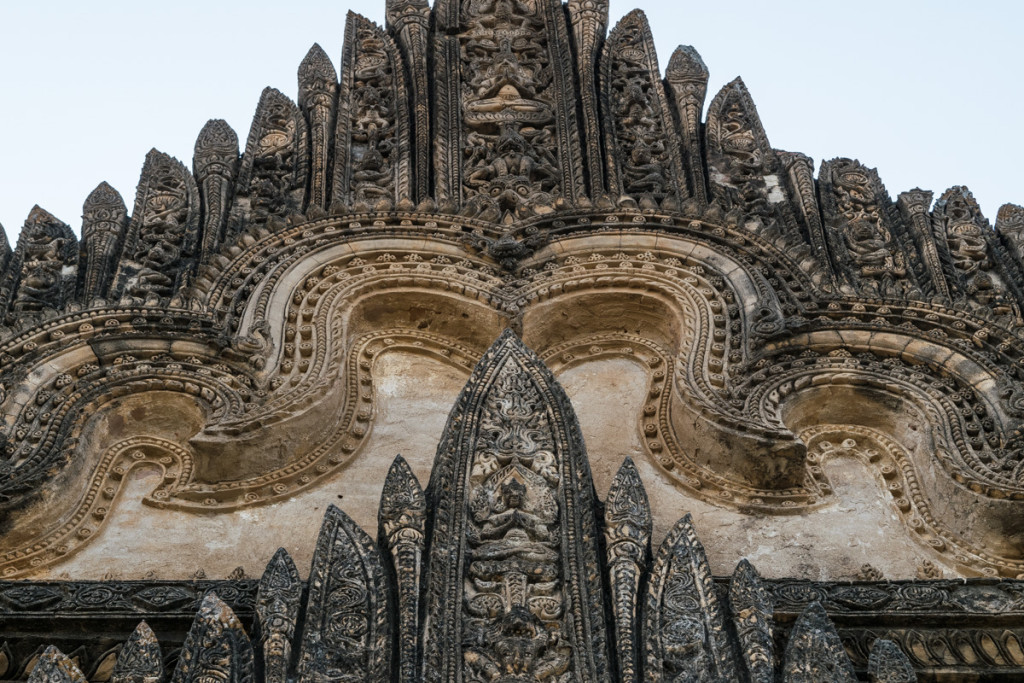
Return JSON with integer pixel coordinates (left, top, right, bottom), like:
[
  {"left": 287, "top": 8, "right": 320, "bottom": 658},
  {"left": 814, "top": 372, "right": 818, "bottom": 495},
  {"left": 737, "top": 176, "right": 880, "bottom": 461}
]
[{"left": 0, "top": 1, "right": 1020, "bottom": 243}]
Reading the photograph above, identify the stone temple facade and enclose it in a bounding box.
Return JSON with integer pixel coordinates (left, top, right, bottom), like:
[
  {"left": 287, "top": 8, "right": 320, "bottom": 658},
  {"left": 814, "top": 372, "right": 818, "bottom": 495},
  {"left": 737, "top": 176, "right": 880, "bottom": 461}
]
[{"left": 1, "top": 0, "right": 1024, "bottom": 681}]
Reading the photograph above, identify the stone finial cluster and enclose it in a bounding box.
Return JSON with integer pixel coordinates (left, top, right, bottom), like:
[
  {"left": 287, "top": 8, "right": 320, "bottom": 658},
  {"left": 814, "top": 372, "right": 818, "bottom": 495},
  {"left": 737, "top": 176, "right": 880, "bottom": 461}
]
[{"left": 0, "top": 0, "right": 1018, "bottom": 328}]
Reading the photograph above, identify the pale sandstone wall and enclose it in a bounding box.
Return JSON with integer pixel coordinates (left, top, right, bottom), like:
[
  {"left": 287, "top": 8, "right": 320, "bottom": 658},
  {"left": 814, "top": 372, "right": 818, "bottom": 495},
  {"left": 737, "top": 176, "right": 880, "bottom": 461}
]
[{"left": 30, "top": 353, "right": 941, "bottom": 581}]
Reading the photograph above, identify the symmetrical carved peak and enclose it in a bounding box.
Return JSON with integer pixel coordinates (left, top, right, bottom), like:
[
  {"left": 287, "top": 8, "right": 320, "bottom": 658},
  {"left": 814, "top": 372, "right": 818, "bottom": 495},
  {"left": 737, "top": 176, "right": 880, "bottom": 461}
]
[
  {"left": 2, "top": 4, "right": 1024, "bottom": 679},
  {"left": 614, "top": 7, "right": 647, "bottom": 27},
  {"left": 605, "top": 458, "right": 651, "bottom": 683},
  {"left": 603, "top": 9, "right": 686, "bottom": 208},
  {"left": 707, "top": 77, "right": 773, "bottom": 162},
  {"left": 255, "top": 548, "right": 300, "bottom": 683},
  {"left": 385, "top": 0, "right": 430, "bottom": 38},
  {"left": 298, "top": 43, "right": 338, "bottom": 102},
  {"left": 3, "top": 205, "right": 77, "bottom": 317},
  {"left": 929, "top": 184, "right": 1021, "bottom": 317},
  {"left": 435, "top": 0, "right": 585, "bottom": 213},
  {"left": 998, "top": 203, "right": 1024, "bottom": 232},
  {"left": 937, "top": 185, "right": 986, "bottom": 222},
  {"left": 194, "top": 119, "right": 240, "bottom": 177},
  {"left": 79, "top": 181, "right": 128, "bottom": 301},
  {"left": 568, "top": 0, "right": 610, "bottom": 19},
  {"left": 26, "top": 646, "right": 86, "bottom": 683},
  {"left": 605, "top": 457, "right": 652, "bottom": 553},
  {"left": 378, "top": 455, "right": 425, "bottom": 683},
  {"left": 233, "top": 86, "right": 309, "bottom": 226},
  {"left": 297, "top": 505, "right": 390, "bottom": 682},
  {"left": 385, "top": 0, "right": 428, "bottom": 12},
  {"left": 83, "top": 182, "right": 125, "bottom": 223},
  {"left": 378, "top": 453, "right": 425, "bottom": 544},
  {"left": 997, "top": 202, "right": 1024, "bottom": 264},
  {"left": 730, "top": 559, "right": 774, "bottom": 683},
  {"left": 645, "top": 513, "right": 737, "bottom": 681},
  {"left": 23, "top": 205, "right": 64, "bottom": 228},
  {"left": 782, "top": 602, "right": 857, "bottom": 683},
  {"left": 172, "top": 592, "right": 254, "bottom": 683},
  {"left": 868, "top": 638, "right": 917, "bottom": 683},
  {"left": 666, "top": 45, "right": 709, "bottom": 84},
  {"left": 193, "top": 119, "right": 240, "bottom": 262},
  {"left": 423, "top": 329, "right": 610, "bottom": 682},
  {"left": 704, "top": 76, "right": 804, "bottom": 235},
  {"left": 819, "top": 156, "right": 917, "bottom": 298},
  {"left": 112, "top": 149, "right": 199, "bottom": 303},
  {"left": 111, "top": 621, "right": 163, "bottom": 683},
  {"left": 333, "top": 12, "right": 410, "bottom": 211},
  {"left": 299, "top": 42, "right": 339, "bottom": 211}
]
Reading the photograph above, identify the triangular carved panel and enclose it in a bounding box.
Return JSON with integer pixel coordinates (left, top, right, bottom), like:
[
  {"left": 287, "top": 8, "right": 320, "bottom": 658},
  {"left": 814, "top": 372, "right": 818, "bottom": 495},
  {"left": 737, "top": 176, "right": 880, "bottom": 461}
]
[
  {"left": 423, "top": 330, "right": 609, "bottom": 682},
  {"left": 297, "top": 505, "right": 391, "bottom": 682}
]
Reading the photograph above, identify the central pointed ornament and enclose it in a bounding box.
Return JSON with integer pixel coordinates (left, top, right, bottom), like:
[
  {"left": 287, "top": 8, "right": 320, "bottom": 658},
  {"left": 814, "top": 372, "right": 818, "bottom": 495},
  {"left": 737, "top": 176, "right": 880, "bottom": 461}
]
[{"left": 423, "top": 330, "right": 609, "bottom": 682}]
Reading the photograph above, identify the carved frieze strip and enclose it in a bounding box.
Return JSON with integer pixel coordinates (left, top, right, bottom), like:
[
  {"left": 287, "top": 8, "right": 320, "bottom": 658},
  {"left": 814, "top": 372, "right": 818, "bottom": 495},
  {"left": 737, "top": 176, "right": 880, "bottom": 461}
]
[
  {"left": 6, "top": 575, "right": 1024, "bottom": 676},
  {"left": 0, "top": 580, "right": 257, "bottom": 617},
  {"left": 842, "top": 626, "right": 1024, "bottom": 673},
  {"left": 5, "top": 577, "right": 1023, "bottom": 620}
]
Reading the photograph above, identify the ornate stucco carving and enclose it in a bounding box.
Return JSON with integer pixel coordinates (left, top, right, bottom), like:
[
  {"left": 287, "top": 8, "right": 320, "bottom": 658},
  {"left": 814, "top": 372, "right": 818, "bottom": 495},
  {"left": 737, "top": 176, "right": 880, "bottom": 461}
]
[
  {"left": 422, "top": 330, "right": 610, "bottom": 681},
  {"left": 1, "top": 0, "right": 1023, "bottom": 679}
]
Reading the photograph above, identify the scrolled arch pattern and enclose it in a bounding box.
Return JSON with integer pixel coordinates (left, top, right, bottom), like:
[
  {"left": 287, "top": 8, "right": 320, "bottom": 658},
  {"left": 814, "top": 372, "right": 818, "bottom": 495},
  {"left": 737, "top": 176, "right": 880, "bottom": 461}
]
[
  {"left": 1, "top": 205, "right": 1023, "bottom": 580},
  {"left": 1, "top": 0, "right": 1023, "bottom": 585}
]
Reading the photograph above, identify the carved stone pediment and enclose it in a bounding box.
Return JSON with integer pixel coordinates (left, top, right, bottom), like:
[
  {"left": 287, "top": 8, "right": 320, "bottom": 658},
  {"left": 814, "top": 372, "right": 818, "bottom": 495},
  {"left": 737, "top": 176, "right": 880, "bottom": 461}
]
[{"left": 1, "top": 0, "right": 1022, "bottom": 679}]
